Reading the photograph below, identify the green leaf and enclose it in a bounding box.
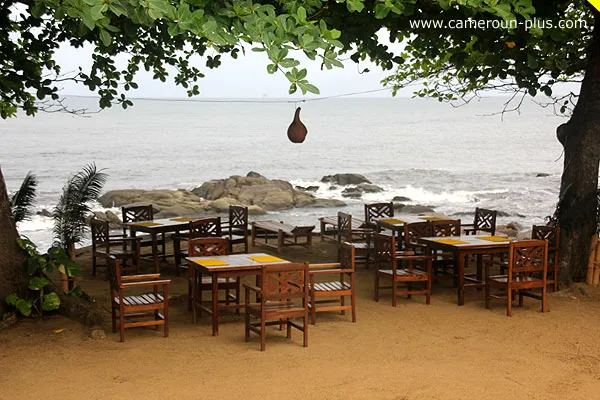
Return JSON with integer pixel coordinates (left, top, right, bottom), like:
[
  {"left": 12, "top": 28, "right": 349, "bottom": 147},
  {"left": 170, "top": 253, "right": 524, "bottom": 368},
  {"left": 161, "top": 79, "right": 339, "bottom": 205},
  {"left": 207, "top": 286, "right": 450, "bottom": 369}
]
[
  {"left": 81, "top": 12, "right": 96, "bottom": 30},
  {"left": 28, "top": 277, "right": 49, "bottom": 291},
  {"left": 16, "top": 299, "right": 32, "bottom": 316},
  {"left": 168, "top": 23, "right": 179, "bottom": 36},
  {"left": 375, "top": 4, "right": 390, "bottom": 19},
  {"left": 297, "top": 6, "right": 306, "bottom": 22},
  {"left": 99, "top": 29, "right": 112, "bottom": 46},
  {"left": 346, "top": 0, "right": 364, "bottom": 12},
  {"left": 109, "top": 2, "right": 128, "bottom": 17},
  {"left": 279, "top": 58, "right": 300, "bottom": 68},
  {"left": 42, "top": 292, "right": 61, "bottom": 311},
  {"left": 90, "top": 4, "right": 107, "bottom": 20},
  {"left": 31, "top": 1, "right": 46, "bottom": 18},
  {"left": 298, "top": 81, "right": 320, "bottom": 95},
  {"left": 266, "top": 64, "right": 278, "bottom": 74},
  {"left": 5, "top": 294, "right": 18, "bottom": 306}
]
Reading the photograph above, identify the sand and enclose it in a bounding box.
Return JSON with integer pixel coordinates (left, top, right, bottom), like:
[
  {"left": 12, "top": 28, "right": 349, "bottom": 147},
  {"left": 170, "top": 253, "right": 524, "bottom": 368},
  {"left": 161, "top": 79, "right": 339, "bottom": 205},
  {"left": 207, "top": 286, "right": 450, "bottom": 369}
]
[{"left": 2, "top": 240, "right": 600, "bottom": 400}]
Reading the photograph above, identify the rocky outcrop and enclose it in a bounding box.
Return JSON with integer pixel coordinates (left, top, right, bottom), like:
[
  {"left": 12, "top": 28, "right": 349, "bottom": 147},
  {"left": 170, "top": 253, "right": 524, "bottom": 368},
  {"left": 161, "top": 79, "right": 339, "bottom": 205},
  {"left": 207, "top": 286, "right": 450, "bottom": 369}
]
[
  {"left": 87, "top": 210, "right": 123, "bottom": 229},
  {"left": 392, "top": 196, "right": 411, "bottom": 202},
  {"left": 394, "top": 204, "right": 436, "bottom": 214},
  {"left": 192, "top": 172, "right": 345, "bottom": 211},
  {"left": 321, "top": 173, "right": 371, "bottom": 186}
]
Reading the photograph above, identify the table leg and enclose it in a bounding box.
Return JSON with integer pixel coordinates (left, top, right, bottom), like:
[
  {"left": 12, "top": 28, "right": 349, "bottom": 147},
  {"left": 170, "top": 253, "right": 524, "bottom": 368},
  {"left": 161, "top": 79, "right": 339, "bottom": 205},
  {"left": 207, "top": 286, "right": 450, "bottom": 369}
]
[
  {"left": 192, "top": 269, "right": 198, "bottom": 324},
  {"left": 151, "top": 233, "right": 159, "bottom": 273},
  {"left": 458, "top": 251, "right": 465, "bottom": 306},
  {"left": 212, "top": 273, "right": 219, "bottom": 336}
]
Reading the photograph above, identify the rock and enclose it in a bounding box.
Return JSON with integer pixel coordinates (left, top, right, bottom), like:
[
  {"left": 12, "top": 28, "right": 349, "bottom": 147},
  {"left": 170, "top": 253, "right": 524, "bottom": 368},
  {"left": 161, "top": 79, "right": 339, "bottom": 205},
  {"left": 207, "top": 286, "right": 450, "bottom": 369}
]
[
  {"left": 321, "top": 173, "right": 371, "bottom": 186},
  {"left": 311, "top": 199, "right": 347, "bottom": 208},
  {"left": 392, "top": 196, "right": 411, "bottom": 202},
  {"left": 341, "top": 187, "right": 363, "bottom": 198},
  {"left": 394, "top": 204, "right": 436, "bottom": 214},
  {"left": 192, "top": 173, "right": 345, "bottom": 211},
  {"left": 496, "top": 225, "right": 519, "bottom": 238},
  {"left": 295, "top": 185, "right": 319, "bottom": 192},
  {"left": 536, "top": 173, "right": 551, "bottom": 177},
  {"left": 89, "top": 329, "right": 107, "bottom": 340},
  {"left": 356, "top": 183, "right": 383, "bottom": 193},
  {"left": 496, "top": 210, "right": 510, "bottom": 217},
  {"left": 99, "top": 189, "right": 212, "bottom": 217},
  {"left": 247, "top": 205, "right": 268, "bottom": 215},
  {"left": 36, "top": 208, "right": 52, "bottom": 217},
  {"left": 87, "top": 210, "right": 123, "bottom": 230},
  {"left": 506, "top": 222, "right": 523, "bottom": 231},
  {"left": 246, "top": 171, "right": 264, "bottom": 178},
  {"left": 516, "top": 230, "right": 532, "bottom": 240},
  {"left": 329, "top": 186, "right": 338, "bottom": 191}
]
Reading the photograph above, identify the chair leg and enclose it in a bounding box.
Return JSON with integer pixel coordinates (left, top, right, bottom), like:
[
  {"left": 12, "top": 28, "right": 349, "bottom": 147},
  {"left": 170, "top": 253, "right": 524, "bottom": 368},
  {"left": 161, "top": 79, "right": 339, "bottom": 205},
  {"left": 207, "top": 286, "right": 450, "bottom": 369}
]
[
  {"left": 244, "top": 311, "right": 250, "bottom": 342},
  {"left": 286, "top": 319, "right": 292, "bottom": 338},
  {"left": 111, "top": 304, "right": 116, "bottom": 333},
  {"left": 311, "top": 291, "right": 317, "bottom": 325},
  {"left": 374, "top": 272, "right": 379, "bottom": 302},
  {"left": 235, "top": 278, "right": 241, "bottom": 315},
  {"left": 340, "top": 295, "right": 345, "bottom": 315},
  {"left": 260, "top": 319, "right": 266, "bottom": 351},
  {"left": 303, "top": 315, "right": 308, "bottom": 348},
  {"left": 119, "top": 305, "right": 125, "bottom": 342},
  {"left": 518, "top": 290, "right": 524, "bottom": 307},
  {"left": 542, "top": 286, "right": 547, "bottom": 312},
  {"left": 92, "top": 251, "right": 97, "bottom": 276},
  {"left": 392, "top": 278, "right": 397, "bottom": 307},
  {"left": 507, "top": 290, "right": 512, "bottom": 317},
  {"left": 351, "top": 291, "right": 357, "bottom": 323},
  {"left": 484, "top": 283, "right": 490, "bottom": 309}
]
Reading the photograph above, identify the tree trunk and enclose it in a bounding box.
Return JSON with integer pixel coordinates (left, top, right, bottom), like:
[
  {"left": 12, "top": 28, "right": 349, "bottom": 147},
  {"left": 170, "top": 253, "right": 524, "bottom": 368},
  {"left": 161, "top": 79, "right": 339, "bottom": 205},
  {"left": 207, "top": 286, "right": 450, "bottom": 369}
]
[
  {"left": 557, "top": 10, "right": 600, "bottom": 284},
  {"left": 0, "top": 168, "right": 29, "bottom": 313}
]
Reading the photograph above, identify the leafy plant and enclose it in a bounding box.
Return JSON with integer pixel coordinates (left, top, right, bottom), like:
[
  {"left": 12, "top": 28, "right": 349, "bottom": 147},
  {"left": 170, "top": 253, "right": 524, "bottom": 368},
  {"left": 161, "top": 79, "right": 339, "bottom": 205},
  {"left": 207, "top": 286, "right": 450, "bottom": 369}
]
[
  {"left": 53, "top": 163, "right": 107, "bottom": 258},
  {"left": 4, "top": 237, "right": 80, "bottom": 317},
  {"left": 8, "top": 172, "right": 38, "bottom": 223}
]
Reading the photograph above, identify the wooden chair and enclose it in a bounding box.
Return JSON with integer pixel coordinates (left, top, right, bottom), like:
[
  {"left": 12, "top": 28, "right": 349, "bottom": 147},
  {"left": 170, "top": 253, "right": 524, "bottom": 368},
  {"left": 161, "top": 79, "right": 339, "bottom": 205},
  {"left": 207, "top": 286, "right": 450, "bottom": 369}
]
[
  {"left": 173, "top": 217, "right": 222, "bottom": 270},
  {"left": 186, "top": 237, "right": 239, "bottom": 314},
  {"left": 91, "top": 218, "right": 141, "bottom": 278},
  {"left": 244, "top": 263, "right": 309, "bottom": 351},
  {"left": 364, "top": 202, "right": 394, "bottom": 230},
  {"left": 106, "top": 254, "right": 171, "bottom": 342},
  {"left": 373, "top": 233, "right": 432, "bottom": 306},
  {"left": 485, "top": 239, "right": 548, "bottom": 316},
  {"left": 462, "top": 207, "right": 497, "bottom": 235},
  {"left": 532, "top": 225, "right": 560, "bottom": 291},
  {"left": 431, "top": 219, "right": 461, "bottom": 281},
  {"left": 121, "top": 204, "right": 165, "bottom": 258},
  {"left": 338, "top": 211, "right": 373, "bottom": 268},
  {"left": 403, "top": 221, "right": 432, "bottom": 253},
  {"left": 308, "top": 242, "right": 356, "bottom": 325},
  {"left": 222, "top": 205, "right": 249, "bottom": 254}
]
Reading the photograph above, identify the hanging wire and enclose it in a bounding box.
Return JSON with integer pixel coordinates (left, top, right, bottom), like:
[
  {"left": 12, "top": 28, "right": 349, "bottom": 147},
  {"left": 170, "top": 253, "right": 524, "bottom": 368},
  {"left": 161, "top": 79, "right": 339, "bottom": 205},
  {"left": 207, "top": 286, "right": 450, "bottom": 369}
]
[{"left": 125, "top": 87, "right": 393, "bottom": 104}]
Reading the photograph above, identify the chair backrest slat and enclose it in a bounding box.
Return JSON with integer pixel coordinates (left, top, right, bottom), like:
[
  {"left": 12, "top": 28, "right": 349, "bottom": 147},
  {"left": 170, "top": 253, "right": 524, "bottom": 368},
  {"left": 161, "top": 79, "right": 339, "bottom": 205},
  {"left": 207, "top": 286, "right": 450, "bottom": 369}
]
[
  {"left": 188, "top": 237, "right": 230, "bottom": 257},
  {"left": 261, "top": 263, "right": 307, "bottom": 302},
  {"left": 105, "top": 254, "right": 122, "bottom": 289},
  {"left": 229, "top": 205, "right": 248, "bottom": 231},
  {"left": 338, "top": 242, "right": 356, "bottom": 271},
  {"left": 508, "top": 239, "right": 548, "bottom": 275},
  {"left": 189, "top": 217, "right": 222, "bottom": 238},
  {"left": 531, "top": 225, "right": 560, "bottom": 251},
  {"left": 374, "top": 232, "right": 396, "bottom": 262},
  {"left": 364, "top": 202, "right": 394, "bottom": 227},
  {"left": 404, "top": 222, "right": 431, "bottom": 248},
  {"left": 91, "top": 218, "right": 110, "bottom": 247},
  {"left": 432, "top": 219, "right": 461, "bottom": 237},
  {"left": 474, "top": 208, "right": 497, "bottom": 235},
  {"left": 337, "top": 212, "right": 352, "bottom": 242}
]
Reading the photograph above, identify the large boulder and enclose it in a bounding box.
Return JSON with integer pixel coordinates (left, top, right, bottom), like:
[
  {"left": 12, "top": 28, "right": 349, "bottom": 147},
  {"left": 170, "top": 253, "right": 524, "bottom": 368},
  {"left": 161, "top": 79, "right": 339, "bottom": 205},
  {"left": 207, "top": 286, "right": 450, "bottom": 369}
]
[
  {"left": 321, "top": 173, "right": 371, "bottom": 186},
  {"left": 98, "top": 189, "right": 212, "bottom": 217},
  {"left": 192, "top": 172, "right": 345, "bottom": 211},
  {"left": 394, "top": 204, "right": 436, "bottom": 214}
]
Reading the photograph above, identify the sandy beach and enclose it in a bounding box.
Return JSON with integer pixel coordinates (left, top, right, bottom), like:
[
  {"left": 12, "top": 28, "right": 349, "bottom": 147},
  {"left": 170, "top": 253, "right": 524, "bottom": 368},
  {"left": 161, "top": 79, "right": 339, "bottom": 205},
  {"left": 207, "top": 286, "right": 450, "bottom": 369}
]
[{"left": 2, "top": 240, "right": 600, "bottom": 400}]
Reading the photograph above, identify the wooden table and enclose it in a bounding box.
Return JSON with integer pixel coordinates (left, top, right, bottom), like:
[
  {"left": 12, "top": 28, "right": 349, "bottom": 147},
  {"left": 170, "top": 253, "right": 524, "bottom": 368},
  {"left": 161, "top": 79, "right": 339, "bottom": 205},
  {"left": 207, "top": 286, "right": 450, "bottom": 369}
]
[
  {"left": 125, "top": 217, "right": 196, "bottom": 273},
  {"left": 251, "top": 220, "right": 314, "bottom": 254},
  {"left": 418, "top": 235, "right": 512, "bottom": 305},
  {"left": 187, "top": 253, "right": 290, "bottom": 336},
  {"left": 376, "top": 216, "right": 448, "bottom": 242},
  {"left": 319, "top": 215, "right": 365, "bottom": 242}
]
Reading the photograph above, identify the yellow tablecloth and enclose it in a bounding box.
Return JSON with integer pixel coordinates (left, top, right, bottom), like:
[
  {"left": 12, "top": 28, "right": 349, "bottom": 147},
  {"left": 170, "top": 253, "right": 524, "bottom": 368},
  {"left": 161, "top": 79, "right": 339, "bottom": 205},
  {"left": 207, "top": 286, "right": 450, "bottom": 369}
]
[
  {"left": 193, "top": 259, "right": 229, "bottom": 266},
  {"left": 420, "top": 216, "right": 444, "bottom": 221},
  {"left": 170, "top": 217, "right": 195, "bottom": 222},
  {"left": 432, "top": 238, "right": 469, "bottom": 245},
  {"left": 131, "top": 221, "right": 161, "bottom": 227},
  {"left": 477, "top": 236, "right": 511, "bottom": 242},
  {"left": 379, "top": 218, "right": 406, "bottom": 225},
  {"left": 248, "top": 255, "right": 286, "bottom": 263}
]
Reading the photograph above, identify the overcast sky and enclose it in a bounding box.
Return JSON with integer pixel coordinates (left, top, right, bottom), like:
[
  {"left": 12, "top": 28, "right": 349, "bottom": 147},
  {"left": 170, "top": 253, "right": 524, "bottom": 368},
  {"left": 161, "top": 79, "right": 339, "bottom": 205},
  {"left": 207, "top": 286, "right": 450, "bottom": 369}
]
[{"left": 54, "top": 40, "right": 404, "bottom": 100}]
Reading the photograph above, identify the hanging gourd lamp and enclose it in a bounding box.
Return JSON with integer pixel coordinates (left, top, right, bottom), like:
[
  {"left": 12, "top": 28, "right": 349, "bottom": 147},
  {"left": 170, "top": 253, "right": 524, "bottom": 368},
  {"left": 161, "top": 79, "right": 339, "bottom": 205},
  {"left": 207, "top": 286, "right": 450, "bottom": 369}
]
[{"left": 287, "top": 107, "right": 308, "bottom": 143}]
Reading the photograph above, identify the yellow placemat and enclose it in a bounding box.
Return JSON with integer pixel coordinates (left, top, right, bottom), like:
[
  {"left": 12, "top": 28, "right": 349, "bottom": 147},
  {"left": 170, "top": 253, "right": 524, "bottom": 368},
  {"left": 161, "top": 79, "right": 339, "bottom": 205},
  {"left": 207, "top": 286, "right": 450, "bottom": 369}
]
[
  {"left": 249, "top": 255, "right": 286, "bottom": 263},
  {"left": 432, "top": 238, "right": 469, "bottom": 245},
  {"left": 170, "top": 217, "right": 195, "bottom": 222},
  {"left": 379, "top": 218, "right": 406, "bottom": 225},
  {"left": 193, "top": 259, "right": 229, "bottom": 266},
  {"left": 420, "top": 216, "right": 444, "bottom": 221},
  {"left": 131, "top": 221, "right": 161, "bottom": 227},
  {"left": 477, "top": 236, "right": 511, "bottom": 242}
]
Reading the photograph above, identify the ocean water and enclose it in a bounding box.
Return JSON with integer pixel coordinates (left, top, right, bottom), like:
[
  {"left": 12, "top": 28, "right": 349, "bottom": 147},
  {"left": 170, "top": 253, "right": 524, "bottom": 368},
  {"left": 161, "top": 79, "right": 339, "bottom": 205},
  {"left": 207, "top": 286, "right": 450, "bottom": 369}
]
[{"left": 0, "top": 96, "right": 566, "bottom": 249}]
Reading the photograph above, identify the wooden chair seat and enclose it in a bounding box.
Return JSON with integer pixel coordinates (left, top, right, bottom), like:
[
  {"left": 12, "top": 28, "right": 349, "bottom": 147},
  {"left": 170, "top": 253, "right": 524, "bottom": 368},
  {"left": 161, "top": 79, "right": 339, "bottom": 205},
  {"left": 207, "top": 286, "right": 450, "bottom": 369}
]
[
  {"left": 379, "top": 268, "right": 429, "bottom": 279},
  {"left": 488, "top": 275, "right": 544, "bottom": 285},
  {"left": 352, "top": 242, "right": 373, "bottom": 250},
  {"left": 200, "top": 276, "right": 238, "bottom": 286},
  {"left": 310, "top": 281, "right": 351, "bottom": 292},
  {"left": 114, "top": 293, "right": 164, "bottom": 307},
  {"left": 247, "top": 301, "right": 306, "bottom": 315}
]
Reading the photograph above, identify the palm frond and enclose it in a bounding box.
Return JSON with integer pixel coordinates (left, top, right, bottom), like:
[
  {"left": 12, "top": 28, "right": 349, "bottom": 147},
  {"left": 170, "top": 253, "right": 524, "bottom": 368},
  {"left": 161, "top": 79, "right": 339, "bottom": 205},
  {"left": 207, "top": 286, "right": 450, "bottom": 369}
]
[
  {"left": 9, "top": 172, "right": 38, "bottom": 223},
  {"left": 53, "top": 163, "right": 108, "bottom": 248}
]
